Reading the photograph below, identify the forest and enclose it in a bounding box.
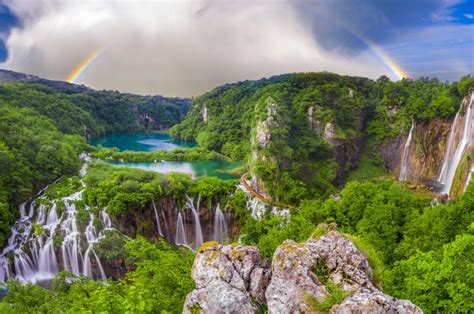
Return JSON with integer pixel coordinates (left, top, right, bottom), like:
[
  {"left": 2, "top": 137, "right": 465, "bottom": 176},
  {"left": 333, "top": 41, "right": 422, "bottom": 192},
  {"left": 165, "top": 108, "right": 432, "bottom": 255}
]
[{"left": 0, "top": 72, "right": 473, "bottom": 313}]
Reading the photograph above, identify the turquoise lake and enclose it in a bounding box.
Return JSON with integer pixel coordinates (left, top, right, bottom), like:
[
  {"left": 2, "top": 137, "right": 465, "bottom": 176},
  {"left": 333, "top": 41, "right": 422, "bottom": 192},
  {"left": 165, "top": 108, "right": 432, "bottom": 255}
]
[
  {"left": 89, "top": 133, "right": 195, "bottom": 151},
  {"left": 90, "top": 133, "right": 241, "bottom": 180}
]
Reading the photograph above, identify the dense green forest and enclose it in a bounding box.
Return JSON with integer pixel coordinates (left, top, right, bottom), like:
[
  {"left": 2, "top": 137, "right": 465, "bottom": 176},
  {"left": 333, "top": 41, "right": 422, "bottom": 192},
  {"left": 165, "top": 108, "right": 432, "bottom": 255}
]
[
  {"left": 0, "top": 72, "right": 473, "bottom": 313},
  {"left": 171, "top": 73, "right": 472, "bottom": 203},
  {"left": 0, "top": 82, "right": 190, "bottom": 247}
]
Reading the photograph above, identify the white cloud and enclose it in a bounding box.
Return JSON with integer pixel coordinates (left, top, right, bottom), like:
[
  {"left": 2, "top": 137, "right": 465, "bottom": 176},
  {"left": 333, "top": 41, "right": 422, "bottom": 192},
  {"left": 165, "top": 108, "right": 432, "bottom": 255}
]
[{"left": 2, "top": 0, "right": 388, "bottom": 96}]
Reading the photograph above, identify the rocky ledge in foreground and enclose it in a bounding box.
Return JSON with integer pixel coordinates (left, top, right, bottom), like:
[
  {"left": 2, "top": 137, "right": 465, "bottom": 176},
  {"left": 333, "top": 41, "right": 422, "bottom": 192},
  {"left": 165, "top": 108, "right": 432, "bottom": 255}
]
[{"left": 183, "top": 223, "right": 422, "bottom": 314}]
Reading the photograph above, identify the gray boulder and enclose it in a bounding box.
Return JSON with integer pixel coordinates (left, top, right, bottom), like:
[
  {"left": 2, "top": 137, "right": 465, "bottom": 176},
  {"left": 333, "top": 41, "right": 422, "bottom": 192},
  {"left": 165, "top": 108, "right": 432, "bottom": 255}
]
[{"left": 183, "top": 242, "right": 271, "bottom": 314}]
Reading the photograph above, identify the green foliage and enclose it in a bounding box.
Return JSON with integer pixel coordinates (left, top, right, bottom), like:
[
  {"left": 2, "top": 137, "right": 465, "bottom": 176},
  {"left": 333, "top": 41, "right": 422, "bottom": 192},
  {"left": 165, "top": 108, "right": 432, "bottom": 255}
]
[
  {"left": 385, "top": 234, "right": 474, "bottom": 313},
  {"left": 367, "top": 77, "right": 461, "bottom": 142},
  {"left": 32, "top": 223, "right": 44, "bottom": 236},
  {"left": 94, "top": 229, "right": 130, "bottom": 260},
  {"left": 307, "top": 282, "right": 348, "bottom": 313},
  {"left": 91, "top": 146, "right": 228, "bottom": 162},
  {"left": 346, "top": 154, "right": 388, "bottom": 182},
  {"left": 241, "top": 199, "right": 327, "bottom": 258},
  {"left": 0, "top": 238, "right": 195, "bottom": 313},
  {"left": 83, "top": 162, "right": 238, "bottom": 216}
]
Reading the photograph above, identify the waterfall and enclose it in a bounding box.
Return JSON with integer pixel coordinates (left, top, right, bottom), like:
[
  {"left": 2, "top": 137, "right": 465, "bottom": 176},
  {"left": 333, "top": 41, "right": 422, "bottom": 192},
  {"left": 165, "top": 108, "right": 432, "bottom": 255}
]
[
  {"left": 464, "top": 167, "right": 474, "bottom": 192},
  {"left": 100, "top": 210, "right": 112, "bottom": 230},
  {"left": 152, "top": 199, "right": 163, "bottom": 237},
  {"left": 212, "top": 205, "right": 228, "bottom": 243},
  {"left": 399, "top": 121, "right": 415, "bottom": 181},
  {"left": 437, "top": 94, "right": 473, "bottom": 195},
  {"left": 83, "top": 213, "right": 107, "bottom": 280},
  {"left": 60, "top": 199, "right": 83, "bottom": 276},
  {"left": 185, "top": 195, "right": 203, "bottom": 250},
  {"left": 174, "top": 211, "right": 189, "bottom": 248},
  {"left": 0, "top": 156, "right": 112, "bottom": 284}
]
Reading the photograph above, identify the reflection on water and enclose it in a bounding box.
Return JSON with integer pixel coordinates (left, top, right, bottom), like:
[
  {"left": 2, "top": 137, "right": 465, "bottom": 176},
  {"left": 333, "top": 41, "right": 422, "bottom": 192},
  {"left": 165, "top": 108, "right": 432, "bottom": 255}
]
[
  {"left": 91, "top": 133, "right": 241, "bottom": 180},
  {"left": 89, "top": 133, "right": 195, "bottom": 152},
  {"left": 107, "top": 160, "right": 241, "bottom": 180}
]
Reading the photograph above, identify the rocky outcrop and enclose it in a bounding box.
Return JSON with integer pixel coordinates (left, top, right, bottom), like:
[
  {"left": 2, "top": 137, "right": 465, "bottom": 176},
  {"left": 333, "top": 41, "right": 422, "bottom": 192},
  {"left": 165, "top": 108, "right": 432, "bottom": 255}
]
[
  {"left": 250, "top": 97, "right": 287, "bottom": 200},
  {"left": 201, "top": 104, "right": 209, "bottom": 124},
  {"left": 330, "top": 292, "right": 421, "bottom": 313},
  {"left": 183, "top": 242, "right": 271, "bottom": 313},
  {"left": 185, "top": 224, "right": 422, "bottom": 313}
]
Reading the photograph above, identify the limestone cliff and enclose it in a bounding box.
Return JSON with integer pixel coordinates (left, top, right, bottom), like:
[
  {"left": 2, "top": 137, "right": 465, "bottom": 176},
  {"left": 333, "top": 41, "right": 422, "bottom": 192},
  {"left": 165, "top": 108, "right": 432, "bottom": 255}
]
[
  {"left": 183, "top": 224, "right": 421, "bottom": 313},
  {"left": 379, "top": 91, "right": 473, "bottom": 196}
]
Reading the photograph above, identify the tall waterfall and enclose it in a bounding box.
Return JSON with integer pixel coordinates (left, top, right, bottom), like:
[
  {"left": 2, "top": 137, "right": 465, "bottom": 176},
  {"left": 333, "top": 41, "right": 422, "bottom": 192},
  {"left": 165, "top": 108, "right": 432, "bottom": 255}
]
[
  {"left": 399, "top": 121, "right": 415, "bottom": 181},
  {"left": 152, "top": 199, "right": 163, "bottom": 237},
  {"left": 185, "top": 195, "right": 203, "bottom": 250},
  {"left": 174, "top": 212, "right": 188, "bottom": 248},
  {"left": 437, "top": 94, "right": 473, "bottom": 195},
  {"left": 212, "top": 205, "right": 228, "bottom": 243}
]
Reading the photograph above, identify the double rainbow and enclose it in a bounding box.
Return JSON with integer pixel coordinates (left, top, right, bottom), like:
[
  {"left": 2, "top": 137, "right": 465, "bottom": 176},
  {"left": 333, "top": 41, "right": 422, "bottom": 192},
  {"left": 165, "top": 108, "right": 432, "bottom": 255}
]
[{"left": 66, "top": 39, "right": 409, "bottom": 84}]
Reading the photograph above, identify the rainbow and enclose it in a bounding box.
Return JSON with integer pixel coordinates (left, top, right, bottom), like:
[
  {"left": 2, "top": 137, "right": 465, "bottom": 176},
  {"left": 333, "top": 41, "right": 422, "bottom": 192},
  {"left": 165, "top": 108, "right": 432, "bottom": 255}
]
[
  {"left": 67, "top": 48, "right": 103, "bottom": 83},
  {"left": 365, "top": 40, "right": 409, "bottom": 80}
]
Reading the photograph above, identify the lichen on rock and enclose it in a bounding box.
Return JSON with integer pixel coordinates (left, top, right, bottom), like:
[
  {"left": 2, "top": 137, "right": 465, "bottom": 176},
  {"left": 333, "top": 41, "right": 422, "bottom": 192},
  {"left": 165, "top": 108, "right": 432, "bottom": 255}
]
[
  {"left": 184, "top": 224, "right": 422, "bottom": 314},
  {"left": 183, "top": 242, "right": 271, "bottom": 314}
]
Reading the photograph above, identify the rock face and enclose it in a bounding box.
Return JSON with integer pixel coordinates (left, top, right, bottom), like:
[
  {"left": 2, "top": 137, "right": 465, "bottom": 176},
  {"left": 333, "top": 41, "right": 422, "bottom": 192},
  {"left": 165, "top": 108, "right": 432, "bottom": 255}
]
[
  {"left": 379, "top": 118, "right": 452, "bottom": 185},
  {"left": 201, "top": 104, "right": 209, "bottom": 124},
  {"left": 183, "top": 243, "right": 271, "bottom": 313},
  {"left": 184, "top": 224, "right": 422, "bottom": 314}
]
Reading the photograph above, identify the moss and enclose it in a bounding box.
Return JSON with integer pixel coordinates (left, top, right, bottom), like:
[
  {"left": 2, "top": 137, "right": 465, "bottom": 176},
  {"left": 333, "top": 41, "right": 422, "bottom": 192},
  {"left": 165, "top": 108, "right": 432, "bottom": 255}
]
[
  {"left": 205, "top": 251, "right": 222, "bottom": 265},
  {"left": 187, "top": 304, "right": 201, "bottom": 314},
  {"left": 280, "top": 242, "right": 307, "bottom": 255},
  {"left": 32, "top": 223, "right": 44, "bottom": 236},
  {"left": 449, "top": 153, "right": 470, "bottom": 199},
  {"left": 197, "top": 241, "right": 220, "bottom": 253}
]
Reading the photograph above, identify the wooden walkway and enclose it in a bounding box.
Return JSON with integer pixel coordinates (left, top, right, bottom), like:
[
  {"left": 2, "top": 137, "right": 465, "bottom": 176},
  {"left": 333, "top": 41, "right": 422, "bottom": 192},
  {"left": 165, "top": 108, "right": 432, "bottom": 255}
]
[{"left": 240, "top": 174, "right": 288, "bottom": 208}]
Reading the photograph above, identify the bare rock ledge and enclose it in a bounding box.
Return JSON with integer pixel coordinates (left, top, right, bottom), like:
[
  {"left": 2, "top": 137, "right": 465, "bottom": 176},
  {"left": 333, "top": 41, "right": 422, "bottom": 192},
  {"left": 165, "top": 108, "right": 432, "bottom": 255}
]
[{"left": 183, "top": 224, "right": 422, "bottom": 314}]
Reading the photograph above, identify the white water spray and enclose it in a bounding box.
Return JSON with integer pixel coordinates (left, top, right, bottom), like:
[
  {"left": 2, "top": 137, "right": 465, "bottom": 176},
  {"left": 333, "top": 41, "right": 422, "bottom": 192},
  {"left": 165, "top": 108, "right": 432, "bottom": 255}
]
[
  {"left": 212, "top": 205, "right": 228, "bottom": 243},
  {"left": 399, "top": 121, "right": 415, "bottom": 181},
  {"left": 437, "top": 94, "right": 473, "bottom": 195}
]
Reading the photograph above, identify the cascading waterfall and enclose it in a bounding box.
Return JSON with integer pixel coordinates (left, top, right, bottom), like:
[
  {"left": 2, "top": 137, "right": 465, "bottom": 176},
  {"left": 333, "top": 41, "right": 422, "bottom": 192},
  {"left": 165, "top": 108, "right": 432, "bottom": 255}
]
[
  {"left": 437, "top": 94, "right": 473, "bottom": 195},
  {"left": 185, "top": 195, "right": 203, "bottom": 250},
  {"left": 212, "top": 205, "right": 228, "bottom": 243},
  {"left": 83, "top": 212, "right": 107, "bottom": 280},
  {"left": 0, "top": 157, "right": 113, "bottom": 284},
  {"left": 152, "top": 199, "right": 163, "bottom": 237},
  {"left": 175, "top": 211, "right": 189, "bottom": 248},
  {"left": 399, "top": 121, "right": 415, "bottom": 181}
]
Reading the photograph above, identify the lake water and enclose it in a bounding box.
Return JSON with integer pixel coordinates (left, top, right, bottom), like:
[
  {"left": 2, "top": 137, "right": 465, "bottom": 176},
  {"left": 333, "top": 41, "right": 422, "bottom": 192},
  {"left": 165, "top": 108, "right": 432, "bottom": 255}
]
[
  {"left": 90, "top": 133, "right": 241, "bottom": 180},
  {"left": 108, "top": 160, "right": 241, "bottom": 180},
  {"left": 89, "top": 133, "right": 196, "bottom": 152}
]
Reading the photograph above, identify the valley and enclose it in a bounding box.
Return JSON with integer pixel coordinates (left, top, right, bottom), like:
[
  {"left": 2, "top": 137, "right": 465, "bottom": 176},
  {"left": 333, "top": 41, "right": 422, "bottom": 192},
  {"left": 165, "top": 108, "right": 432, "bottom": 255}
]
[{"left": 0, "top": 70, "right": 472, "bottom": 313}]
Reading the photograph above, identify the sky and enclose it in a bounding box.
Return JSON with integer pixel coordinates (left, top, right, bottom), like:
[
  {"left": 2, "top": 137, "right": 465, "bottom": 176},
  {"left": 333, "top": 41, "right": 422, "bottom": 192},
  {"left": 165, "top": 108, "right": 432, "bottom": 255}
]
[{"left": 0, "top": 0, "right": 472, "bottom": 97}]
